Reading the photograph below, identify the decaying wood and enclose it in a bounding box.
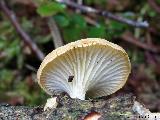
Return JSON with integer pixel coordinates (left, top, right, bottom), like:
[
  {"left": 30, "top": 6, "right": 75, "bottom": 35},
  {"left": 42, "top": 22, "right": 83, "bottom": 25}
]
[{"left": 0, "top": 94, "right": 154, "bottom": 120}]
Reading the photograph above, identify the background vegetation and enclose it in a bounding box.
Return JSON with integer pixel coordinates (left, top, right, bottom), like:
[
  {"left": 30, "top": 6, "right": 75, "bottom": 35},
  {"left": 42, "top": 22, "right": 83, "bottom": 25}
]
[{"left": 0, "top": 0, "right": 160, "bottom": 112}]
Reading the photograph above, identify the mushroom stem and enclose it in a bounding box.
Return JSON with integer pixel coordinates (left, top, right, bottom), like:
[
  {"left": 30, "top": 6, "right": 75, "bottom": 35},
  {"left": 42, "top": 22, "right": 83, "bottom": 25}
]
[{"left": 70, "top": 87, "right": 86, "bottom": 100}]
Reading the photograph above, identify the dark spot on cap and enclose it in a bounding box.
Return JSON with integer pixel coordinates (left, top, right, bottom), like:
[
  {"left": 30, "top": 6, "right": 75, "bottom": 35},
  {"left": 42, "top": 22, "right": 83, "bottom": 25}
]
[{"left": 68, "top": 76, "right": 74, "bottom": 82}]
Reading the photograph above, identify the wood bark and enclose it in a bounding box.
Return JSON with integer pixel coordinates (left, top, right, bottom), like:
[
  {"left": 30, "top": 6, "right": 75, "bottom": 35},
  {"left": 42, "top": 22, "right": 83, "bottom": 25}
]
[{"left": 0, "top": 94, "right": 149, "bottom": 120}]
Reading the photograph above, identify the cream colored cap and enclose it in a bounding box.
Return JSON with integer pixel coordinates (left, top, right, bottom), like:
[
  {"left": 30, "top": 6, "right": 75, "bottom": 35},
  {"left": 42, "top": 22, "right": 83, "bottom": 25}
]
[{"left": 37, "top": 38, "right": 131, "bottom": 100}]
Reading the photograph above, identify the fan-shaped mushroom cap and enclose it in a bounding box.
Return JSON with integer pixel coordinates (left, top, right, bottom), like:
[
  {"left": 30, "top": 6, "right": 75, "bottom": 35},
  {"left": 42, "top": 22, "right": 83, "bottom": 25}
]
[{"left": 37, "top": 38, "right": 131, "bottom": 100}]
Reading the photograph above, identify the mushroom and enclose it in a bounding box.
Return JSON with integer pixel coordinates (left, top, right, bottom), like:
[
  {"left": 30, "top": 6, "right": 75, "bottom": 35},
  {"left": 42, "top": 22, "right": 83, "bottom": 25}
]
[{"left": 37, "top": 38, "right": 131, "bottom": 100}]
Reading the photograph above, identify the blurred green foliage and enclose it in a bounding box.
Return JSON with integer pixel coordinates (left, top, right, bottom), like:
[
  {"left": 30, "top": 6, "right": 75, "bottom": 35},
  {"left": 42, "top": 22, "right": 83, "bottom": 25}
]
[
  {"left": 37, "top": 1, "right": 66, "bottom": 17},
  {"left": 36, "top": 0, "right": 129, "bottom": 42},
  {"left": 0, "top": 21, "right": 22, "bottom": 66}
]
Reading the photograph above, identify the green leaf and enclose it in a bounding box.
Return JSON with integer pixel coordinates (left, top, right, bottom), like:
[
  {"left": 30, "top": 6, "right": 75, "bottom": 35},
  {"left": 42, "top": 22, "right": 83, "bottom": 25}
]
[
  {"left": 7, "top": 40, "right": 20, "bottom": 56},
  {"left": 85, "top": 0, "right": 106, "bottom": 6},
  {"left": 157, "top": 0, "right": 160, "bottom": 4},
  {"left": 63, "top": 28, "right": 82, "bottom": 42},
  {"left": 0, "top": 69, "right": 13, "bottom": 82},
  {"left": 21, "top": 18, "right": 33, "bottom": 31},
  {"left": 110, "top": 21, "right": 126, "bottom": 31},
  {"left": 0, "top": 69, "right": 14, "bottom": 90},
  {"left": 72, "top": 14, "right": 87, "bottom": 29},
  {"left": 108, "top": 21, "right": 127, "bottom": 37},
  {"left": 0, "top": 39, "right": 6, "bottom": 50},
  {"left": 37, "top": 2, "right": 66, "bottom": 17},
  {"left": 54, "top": 15, "right": 70, "bottom": 27},
  {"left": 87, "top": 26, "right": 106, "bottom": 38},
  {"left": 62, "top": 14, "right": 87, "bottom": 42}
]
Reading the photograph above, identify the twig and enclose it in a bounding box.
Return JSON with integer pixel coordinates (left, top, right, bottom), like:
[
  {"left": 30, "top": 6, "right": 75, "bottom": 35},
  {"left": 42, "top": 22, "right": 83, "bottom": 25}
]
[
  {"left": 47, "top": 18, "right": 64, "bottom": 48},
  {"left": 121, "top": 31, "right": 160, "bottom": 53},
  {"left": 84, "top": 16, "right": 99, "bottom": 26},
  {"left": 0, "top": 0, "right": 44, "bottom": 61},
  {"left": 77, "top": 0, "right": 83, "bottom": 6},
  {"left": 56, "top": 0, "right": 149, "bottom": 28},
  {"left": 76, "top": 0, "right": 83, "bottom": 13},
  {"left": 148, "top": 0, "right": 160, "bottom": 14},
  {"left": 11, "top": 0, "right": 64, "bottom": 49}
]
